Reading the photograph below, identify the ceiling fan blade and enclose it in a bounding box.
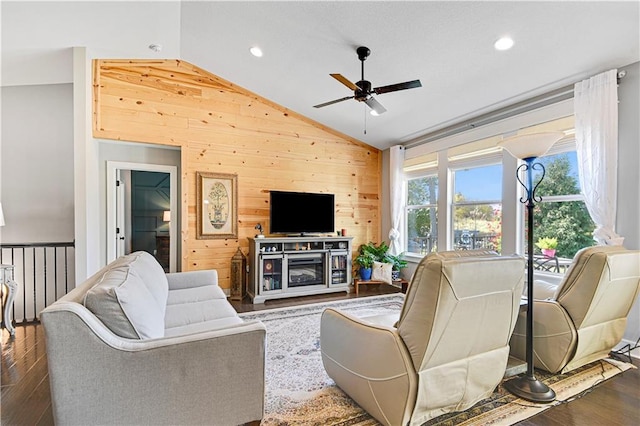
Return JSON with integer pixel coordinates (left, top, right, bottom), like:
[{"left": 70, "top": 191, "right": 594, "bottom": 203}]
[
  {"left": 313, "top": 96, "right": 354, "bottom": 109},
  {"left": 330, "top": 73, "right": 358, "bottom": 91},
  {"left": 374, "top": 79, "right": 422, "bottom": 95},
  {"left": 364, "top": 96, "right": 387, "bottom": 115}
]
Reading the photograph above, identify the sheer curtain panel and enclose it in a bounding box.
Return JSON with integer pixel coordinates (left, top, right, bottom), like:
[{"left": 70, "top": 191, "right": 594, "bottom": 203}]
[
  {"left": 574, "top": 69, "right": 623, "bottom": 246},
  {"left": 389, "top": 145, "right": 405, "bottom": 255}
]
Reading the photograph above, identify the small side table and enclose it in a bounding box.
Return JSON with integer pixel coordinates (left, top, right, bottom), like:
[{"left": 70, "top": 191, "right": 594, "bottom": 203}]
[
  {"left": 1, "top": 264, "right": 18, "bottom": 336},
  {"left": 354, "top": 278, "right": 408, "bottom": 296}
]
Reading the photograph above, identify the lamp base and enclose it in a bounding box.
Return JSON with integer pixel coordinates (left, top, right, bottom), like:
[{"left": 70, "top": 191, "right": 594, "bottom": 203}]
[{"left": 504, "top": 375, "right": 556, "bottom": 403}]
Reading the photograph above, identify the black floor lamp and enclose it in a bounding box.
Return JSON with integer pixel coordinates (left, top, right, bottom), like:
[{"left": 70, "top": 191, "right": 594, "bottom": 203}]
[{"left": 499, "top": 132, "right": 564, "bottom": 403}]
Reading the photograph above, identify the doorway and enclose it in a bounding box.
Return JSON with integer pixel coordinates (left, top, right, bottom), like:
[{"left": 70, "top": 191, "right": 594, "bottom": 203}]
[{"left": 107, "top": 162, "right": 178, "bottom": 272}]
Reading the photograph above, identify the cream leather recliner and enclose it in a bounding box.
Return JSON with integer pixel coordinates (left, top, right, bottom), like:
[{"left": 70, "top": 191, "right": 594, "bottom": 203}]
[
  {"left": 320, "top": 250, "right": 525, "bottom": 426},
  {"left": 510, "top": 246, "right": 640, "bottom": 374}
]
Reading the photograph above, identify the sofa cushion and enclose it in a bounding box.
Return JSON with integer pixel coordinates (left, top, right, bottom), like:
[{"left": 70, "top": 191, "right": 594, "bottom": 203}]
[
  {"left": 128, "top": 251, "right": 169, "bottom": 318},
  {"left": 165, "top": 297, "right": 239, "bottom": 332},
  {"left": 84, "top": 264, "right": 165, "bottom": 339},
  {"left": 166, "top": 285, "right": 227, "bottom": 305},
  {"left": 164, "top": 316, "right": 245, "bottom": 337}
]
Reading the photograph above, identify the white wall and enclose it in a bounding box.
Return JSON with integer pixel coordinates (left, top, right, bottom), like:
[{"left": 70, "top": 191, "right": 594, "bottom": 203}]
[
  {"left": 617, "top": 62, "right": 640, "bottom": 346},
  {"left": 0, "top": 84, "right": 74, "bottom": 243}
]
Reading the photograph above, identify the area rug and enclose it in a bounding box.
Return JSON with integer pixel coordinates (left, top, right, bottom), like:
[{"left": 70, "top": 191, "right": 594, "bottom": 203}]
[{"left": 238, "top": 294, "right": 635, "bottom": 425}]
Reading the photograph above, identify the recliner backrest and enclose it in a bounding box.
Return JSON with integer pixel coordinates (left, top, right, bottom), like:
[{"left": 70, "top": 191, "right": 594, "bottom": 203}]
[
  {"left": 555, "top": 246, "right": 640, "bottom": 330},
  {"left": 396, "top": 251, "right": 525, "bottom": 372}
]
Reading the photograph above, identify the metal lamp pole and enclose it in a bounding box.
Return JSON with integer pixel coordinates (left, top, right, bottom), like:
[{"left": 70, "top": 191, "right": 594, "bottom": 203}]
[{"left": 503, "top": 156, "right": 556, "bottom": 402}]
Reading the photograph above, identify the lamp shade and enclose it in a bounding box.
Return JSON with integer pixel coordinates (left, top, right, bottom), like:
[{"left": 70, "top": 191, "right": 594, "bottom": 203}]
[
  {"left": 0, "top": 203, "right": 5, "bottom": 227},
  {"left": 499, "top": 132, "right": 565, "bottom": 160},
  {"left": 163, "top": 210, "right": 171, "bottom": 222}
]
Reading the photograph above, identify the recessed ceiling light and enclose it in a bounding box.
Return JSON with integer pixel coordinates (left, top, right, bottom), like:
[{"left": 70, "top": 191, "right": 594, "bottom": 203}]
[
  {"left": 494, "top": 36, "right": 514, "bottom": 51},
  {"left": 148, "top": 44, "right": 162, "bottom": 53},
  {"left": 250, "top": 46, "right": 263, "bottom": 57}
]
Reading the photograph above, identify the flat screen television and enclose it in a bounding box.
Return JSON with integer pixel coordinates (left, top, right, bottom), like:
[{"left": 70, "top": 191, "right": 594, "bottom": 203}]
[{"left": 270, "top": 191, "right": 335, "bottom": 235}]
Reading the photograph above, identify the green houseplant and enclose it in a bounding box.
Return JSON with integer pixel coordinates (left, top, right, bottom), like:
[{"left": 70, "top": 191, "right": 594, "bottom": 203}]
[
  {"left": 359, "top": 241, "right": 390, "bottom": 262},
  {"left": 355, "top": 252, "right": 376, "bottom": 280},
  {"left": 384, "top": 252, "right": 408, "bottom": 280},
  {"left": 356, "top": 241, "right": 390, "bottom": 280}
]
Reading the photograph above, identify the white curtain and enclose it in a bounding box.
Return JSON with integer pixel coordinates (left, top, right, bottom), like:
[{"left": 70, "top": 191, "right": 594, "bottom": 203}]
[
  {"left": 574, "top": 69, "right": 623, "bottom": 246},
  {"left": 389, "top": 145, "right": 405, "bottom": 255}
]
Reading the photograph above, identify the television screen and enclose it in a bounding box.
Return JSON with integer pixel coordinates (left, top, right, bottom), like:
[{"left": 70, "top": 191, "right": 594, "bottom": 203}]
[{"left": 270, "top": 191, "right": 335, "bottom": 235}]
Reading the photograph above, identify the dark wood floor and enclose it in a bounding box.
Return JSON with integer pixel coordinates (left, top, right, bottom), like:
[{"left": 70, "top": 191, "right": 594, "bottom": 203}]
[{"left": 2, "top": 284, "right": 639, "bottom": 425}]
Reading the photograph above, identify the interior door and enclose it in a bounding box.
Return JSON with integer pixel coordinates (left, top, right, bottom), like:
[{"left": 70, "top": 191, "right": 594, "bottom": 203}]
[{"left": 107, "top": 162, "right": 178, "bottom": 272}]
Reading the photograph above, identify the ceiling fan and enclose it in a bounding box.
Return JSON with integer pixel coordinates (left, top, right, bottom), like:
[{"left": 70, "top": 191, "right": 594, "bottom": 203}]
[{"left": 313, "top": 46, "right": 422, "bottom": 115}]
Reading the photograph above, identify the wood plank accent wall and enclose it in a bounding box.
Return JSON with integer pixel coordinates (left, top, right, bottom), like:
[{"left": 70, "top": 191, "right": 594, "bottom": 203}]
[{"left": 93, "top": 59, "right": 381, "bottom": 290}]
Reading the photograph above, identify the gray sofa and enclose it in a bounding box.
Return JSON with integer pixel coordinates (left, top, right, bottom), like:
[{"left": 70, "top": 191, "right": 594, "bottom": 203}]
[{"left": 41, "top": 251, "right": 266, "bottom": 426}]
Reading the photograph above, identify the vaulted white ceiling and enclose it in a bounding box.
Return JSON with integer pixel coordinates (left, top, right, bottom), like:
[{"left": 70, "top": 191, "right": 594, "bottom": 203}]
[{"left": 2, "top": 1, "right": 638, "bottom": 150}]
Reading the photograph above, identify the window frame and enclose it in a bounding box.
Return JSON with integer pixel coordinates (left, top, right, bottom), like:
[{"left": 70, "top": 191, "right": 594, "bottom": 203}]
[
  {"left": 404, "top": 168, "right": 439, "bottom": 257},
  {"left": 449, "top": 157, "right": 504, "bottom": 253}
]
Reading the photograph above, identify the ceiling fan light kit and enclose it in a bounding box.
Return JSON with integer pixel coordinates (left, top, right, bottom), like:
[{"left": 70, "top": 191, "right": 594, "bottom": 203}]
[{"left": 314, "top": 46, "right": 421, "bottom": 116}]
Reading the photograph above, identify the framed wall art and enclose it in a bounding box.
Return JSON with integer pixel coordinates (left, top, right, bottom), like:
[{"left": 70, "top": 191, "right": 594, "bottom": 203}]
[{"left": 196, "top": 172, "right": 238, "bottom": 239}]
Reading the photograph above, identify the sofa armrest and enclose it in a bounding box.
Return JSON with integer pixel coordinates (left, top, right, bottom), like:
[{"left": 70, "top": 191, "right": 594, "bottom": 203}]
[
  {"left": 320, "top": 308, "right": 416, "bottom": 426},
  {"left": 166, "top": 269, "right": 218, "bottom": 290},
  {"left": 41, "top": 302, "right": 265, "bottom": 425}
]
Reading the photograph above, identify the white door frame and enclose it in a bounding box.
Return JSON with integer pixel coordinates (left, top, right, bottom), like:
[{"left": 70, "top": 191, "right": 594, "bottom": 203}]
[{"left": 107, "top": 161, "right": 178, "bottom": 272}]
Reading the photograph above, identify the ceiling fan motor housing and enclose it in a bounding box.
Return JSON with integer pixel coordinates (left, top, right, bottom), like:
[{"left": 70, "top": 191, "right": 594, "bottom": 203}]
[{"left": 355, "top": 80, "right": 372, "bottom": 101}]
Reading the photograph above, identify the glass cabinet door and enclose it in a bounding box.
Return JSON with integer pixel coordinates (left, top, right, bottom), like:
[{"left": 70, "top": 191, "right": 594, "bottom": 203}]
[
  {"left": 328, "top": 251, "right": 350, "bottom": 287},
  {"left": 259, "top": 254, "right": 284, "bottom": 293}
]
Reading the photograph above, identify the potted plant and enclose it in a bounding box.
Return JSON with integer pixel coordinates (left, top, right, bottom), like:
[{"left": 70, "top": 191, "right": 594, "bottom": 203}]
[
  {"left": 535, "top": 237, "right": 558, "bottom": 258},
  {"left": 384, "top": 252, "right": 408, "bottom": 281},
  {"left": 359, "top": 241, "right": 390, "bottom": 262},
  {"left": 355, "top": 251, "right": 376, "bottom": 280},
  {"left": 356, "top": 241, "right": 391, "bottom": 280}
]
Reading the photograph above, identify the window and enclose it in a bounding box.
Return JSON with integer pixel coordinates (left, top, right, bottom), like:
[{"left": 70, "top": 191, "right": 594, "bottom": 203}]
[
  {"left": 532, "top": 149, "right": 595, "bottom": 261},
  {"left": 451, "top": 163, "right": 502, "bottom": 253},
  {"left": 406, "top": 174, "right": 438, "bottom": 254}
]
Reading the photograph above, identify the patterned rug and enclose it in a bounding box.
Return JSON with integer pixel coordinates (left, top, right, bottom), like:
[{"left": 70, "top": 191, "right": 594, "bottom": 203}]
[{"left": 239, "top": 294, "right": 635, "bottom": 426}]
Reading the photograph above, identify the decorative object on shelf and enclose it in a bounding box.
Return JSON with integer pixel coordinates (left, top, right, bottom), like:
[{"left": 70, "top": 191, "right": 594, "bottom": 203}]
[
  {"left": 499, "top": 131, "right": 564, "bottom": 403},
  {"left": 230, "top": 247, "right": 247, "bottom": 301},
  {"left": 535, "top": 237, "right": 558, "bottom": 258},
  {"left": 196, "top": 172, "right": 238, "bottom": 239},
  {"left": 255, "top": 223, "right": 264, "bottom": 238}
]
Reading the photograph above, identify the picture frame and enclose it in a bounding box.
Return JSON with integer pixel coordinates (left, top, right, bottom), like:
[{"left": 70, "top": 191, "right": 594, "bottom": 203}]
[{"left": 196, "top": 172, "right": 238, "bottom": 239}]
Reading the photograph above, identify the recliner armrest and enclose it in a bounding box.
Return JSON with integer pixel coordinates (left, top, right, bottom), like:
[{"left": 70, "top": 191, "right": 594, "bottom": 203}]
[{"left": 320, "top": 308, "right": 416, "bottom": 426}]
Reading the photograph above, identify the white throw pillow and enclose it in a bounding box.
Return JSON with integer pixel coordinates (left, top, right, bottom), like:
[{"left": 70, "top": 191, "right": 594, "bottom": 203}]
[
  {"left": 372, "top": 261, "right": 393, "bottom": 284},
  {"left": 84, "top": 264, "right": 165, "bottom": 339}
]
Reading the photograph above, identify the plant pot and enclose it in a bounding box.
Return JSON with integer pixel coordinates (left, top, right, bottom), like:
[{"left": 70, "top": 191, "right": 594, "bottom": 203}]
[
  {"left": 392, "top": 270, "right": 400, "bottom": 281},
  {"left": 360, "top": 267, "right": 372, "bottom": 281},
  {"left": 542, "top": 248, "right": 556, "bottom": 258}
]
